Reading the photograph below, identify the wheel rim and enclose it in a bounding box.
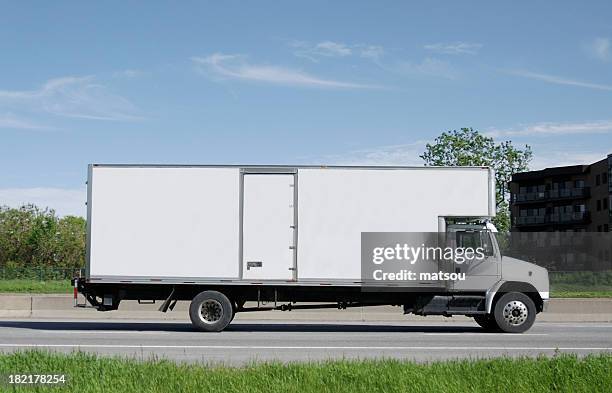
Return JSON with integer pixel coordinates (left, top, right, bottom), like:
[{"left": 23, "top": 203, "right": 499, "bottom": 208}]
[
  {"left": 502, "top": 300, "right": 528, "bottom": 326},
  {"left": 199, "top": 299, "right": 224, "bottom": 324}
]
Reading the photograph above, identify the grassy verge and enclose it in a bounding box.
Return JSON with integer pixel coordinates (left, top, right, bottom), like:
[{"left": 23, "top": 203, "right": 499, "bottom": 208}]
[
  {"left": 0, "top": 351, "right": 610, "bottom": 393},
  {"left": 550, "top": 284, "right": 612, "bottom": 298},
  {"left": 550, "top": 271, "right": 612, "bottom": 298},
  {"left": 0, "top": 279, "right": 71, "bottom": 294},
  {"left": 551, "top": 290, "right": 612, "bottom": 298}
]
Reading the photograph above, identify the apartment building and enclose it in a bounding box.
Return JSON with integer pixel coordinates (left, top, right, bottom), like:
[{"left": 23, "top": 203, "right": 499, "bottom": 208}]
[{"left": 509, "top": 154, "right": 611, "bottom": 232}]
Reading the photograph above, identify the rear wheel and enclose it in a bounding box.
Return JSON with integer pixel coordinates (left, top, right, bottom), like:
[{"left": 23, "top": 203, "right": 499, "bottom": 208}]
[
  {"left": 493, "top": 292, "right": 536, "bottom": 333},
  {"left": 473, "top": 314, "right": 500, "bottom": 331},
  {"left": 189, "top": 290, "right": 233, "bottom": 332}
]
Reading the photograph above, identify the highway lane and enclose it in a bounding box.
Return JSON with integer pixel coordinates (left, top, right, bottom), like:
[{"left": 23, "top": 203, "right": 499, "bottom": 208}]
[{"left": 0, "top": 319, "right": 610, "bottom": 364}]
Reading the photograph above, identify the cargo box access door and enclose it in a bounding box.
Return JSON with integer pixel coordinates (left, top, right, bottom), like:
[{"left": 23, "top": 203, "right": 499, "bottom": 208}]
[{"left": 242, "top": 173, "right": 296, "bottom": 280}]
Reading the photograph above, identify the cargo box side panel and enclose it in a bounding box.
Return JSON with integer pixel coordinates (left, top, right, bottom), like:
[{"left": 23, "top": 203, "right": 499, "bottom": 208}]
[
  {"left": 89, "top": 167, "right": 240, "bottom": 279},
  {"left": 297, "top": 168, "right": 490, "bottom": 280}
]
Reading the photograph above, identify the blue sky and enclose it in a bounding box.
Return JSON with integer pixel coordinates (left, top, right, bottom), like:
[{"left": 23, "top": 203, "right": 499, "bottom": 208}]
[{"left": 1, "top": 1, "right": 611, "bottom": 216}]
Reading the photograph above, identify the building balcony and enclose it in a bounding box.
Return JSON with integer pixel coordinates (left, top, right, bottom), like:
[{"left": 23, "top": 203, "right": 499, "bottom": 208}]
[
  {"left": 513, "top": 192, "right": 547, "bottom": 203},
  {"left": 514, "top": 211, "right": 591, "bottom": 227},
  {"left": 547, "top": 187, "right": 590, "bottom": 200},
  {"left": 548, "top": 211, "right": 590, "bottom": 224},
  {"left": 515, "top": 216, "right": 546, "bottom": 225},
  {"left": 512, "top": 187, "right": 590, "bottom": 205}
]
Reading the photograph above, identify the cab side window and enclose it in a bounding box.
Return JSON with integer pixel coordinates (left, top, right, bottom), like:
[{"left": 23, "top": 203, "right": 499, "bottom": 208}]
[{"left": 456, "top": 231, "right": 495, "bottom": 257}]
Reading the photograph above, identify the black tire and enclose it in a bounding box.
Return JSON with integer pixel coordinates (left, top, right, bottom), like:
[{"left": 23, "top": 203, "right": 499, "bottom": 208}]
[
  {"left": 493, "top": 292, "right": 536, "bottom": 333},
  {"left": 189, "top": 290, "right": 233, "bottom": 332},
  {"left": 473, "top": 314, "right": 500, "bottom": 331}
]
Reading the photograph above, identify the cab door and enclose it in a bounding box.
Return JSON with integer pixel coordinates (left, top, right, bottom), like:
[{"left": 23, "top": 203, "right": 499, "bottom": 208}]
[{"left": 449, "top": 229, "right": 500, "bottom": 291}]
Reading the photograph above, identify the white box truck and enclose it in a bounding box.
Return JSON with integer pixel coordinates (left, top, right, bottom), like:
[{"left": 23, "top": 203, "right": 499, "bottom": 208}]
[{"left": 76, "top": 164, "right": 549, "bottom": 333}]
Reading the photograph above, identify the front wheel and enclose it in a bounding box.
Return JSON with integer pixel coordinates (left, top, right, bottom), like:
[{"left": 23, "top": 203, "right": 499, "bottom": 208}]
[
  {"left": 189, "top": 290, "right": 234, "bottom": 332},
  {"left": 493, "top": 292, "right": 536, "bottom": 333}
]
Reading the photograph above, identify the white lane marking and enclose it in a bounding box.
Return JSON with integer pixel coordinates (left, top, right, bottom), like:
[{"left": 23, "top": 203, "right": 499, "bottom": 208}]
[
  {"left": 421, "top": 333, "right": 547, "bottom": 336},
  {"left": 37, "top": 331, "right": 170, "bottom": 335},
  {"left": 536, "top": 324, "right": 612, "bottom": 328},
  {"left": 0, "top": 344, "right": 608, "bottom": 350}
]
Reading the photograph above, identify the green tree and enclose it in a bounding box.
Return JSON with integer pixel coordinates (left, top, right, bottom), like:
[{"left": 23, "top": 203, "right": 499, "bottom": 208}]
[
  {"left": 420, "top": 128, "right": 532, "bottom": 232},
  {"left": 0, "top": 205, "right": 86, "bottom": 272}
]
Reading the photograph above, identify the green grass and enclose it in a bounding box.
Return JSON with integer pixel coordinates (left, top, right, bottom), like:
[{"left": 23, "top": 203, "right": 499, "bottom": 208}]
[
  {"left": 0, "top": 279, "right": 71, "bottom": 294},
  {"left": 549, "top": 272, "right": 612, "bottom": 297},
  {"left": 550, "top": 271, "right": 612, "bottom": 297},
  {"left": 0, "top": 351, "right": 610, "bottom": 393}
]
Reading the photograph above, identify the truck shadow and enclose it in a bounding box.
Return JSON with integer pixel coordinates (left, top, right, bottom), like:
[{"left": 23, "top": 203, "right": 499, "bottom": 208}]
[
  {"left": 227, "top": 323, "right": 484, "bottom": 333},
  {"left": 0, "top": 320, "right": 485, "bottom": 333}
]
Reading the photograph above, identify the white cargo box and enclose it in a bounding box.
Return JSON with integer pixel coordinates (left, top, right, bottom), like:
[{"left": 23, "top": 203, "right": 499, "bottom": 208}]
[{"left": 86, "top": 165, "right": 495, "bottom": 284}]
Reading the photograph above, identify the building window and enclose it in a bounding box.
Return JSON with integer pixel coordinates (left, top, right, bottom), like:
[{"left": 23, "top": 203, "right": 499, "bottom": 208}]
[
  {"left": 597, "top": 225, "right": 602, "bottom": 232},
  {"left": 596, "top": 174, "right": 601, "bottom": 186},
  {"left": 597, "top": 200, "right": 602, "bottom": 211},
  {"left": 575, "top": 179, "right": 585, "bottom": 188},
  {"left": 603, "top": 172, "right": 608, "bottom": 184},
  {"left": 605, "top": 224, "right": 610, "bottom": 232},
  {"left": 605, "top": 198, "right": 609, "bottom": 210}
]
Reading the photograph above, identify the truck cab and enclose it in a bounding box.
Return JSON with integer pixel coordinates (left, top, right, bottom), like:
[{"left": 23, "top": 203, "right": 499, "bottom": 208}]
[{"left": 402, "top": 219, "right": 549, "bottom": 333}]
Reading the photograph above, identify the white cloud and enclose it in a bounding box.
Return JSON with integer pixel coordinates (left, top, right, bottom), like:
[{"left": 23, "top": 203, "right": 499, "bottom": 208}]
[
  {"left": 424, "top": 42, "right": 482, "bottom": 55},
  {"left": 529, "top": 149, "right": 608, "bottom": 170},
  {"left": 113, "top": 69, "right": 148, "bottom": 78},
  {"left": 0, "top": 187, "right": 86, "bottom": 217},
  {"left": 586, "top": 37, "right": 611, "bottom": 61},
  {"left": 321, "top": 141, "right": 427, "bottom": 166},
  {"left": 316, "top": 137, "right": 608, "bottom": 172},
  {"left": 291, "top": 41, "right": 385, "bottom": 62},
  {"left": 192, "top": 53, "right": 381, "bottom": 89},
  {"left": 358, "top": 45, "right": 385, "bottom": 60},
  {"left": 485, "top": 120, "right": 611, "bottom": 170},
  {"left": 508, "top": 69, "right": 612, "bottom": 91},
  {"left": 312, "top": 41, "right": 352, "bottom": 57},
  {"left": 486, "top": 120, "right": 612, "bottom": 138},
  {"left": 290, "top": 41, "right": 455, "bottom": 80},
  {"left": 0, "top": 76, "right": 142, "bottom": 122},
  {"left": 394, "top": 58, "right": 458, "bottom": 79},
  {"left": 0, "top": 113, "right": 53, "bottom": 130}
]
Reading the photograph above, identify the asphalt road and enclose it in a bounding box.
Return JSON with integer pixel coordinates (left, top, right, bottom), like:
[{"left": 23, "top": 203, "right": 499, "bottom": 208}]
[{"left": 0, "top": 319, "right": 610, "bottom": 364}]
